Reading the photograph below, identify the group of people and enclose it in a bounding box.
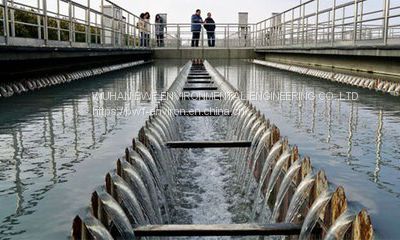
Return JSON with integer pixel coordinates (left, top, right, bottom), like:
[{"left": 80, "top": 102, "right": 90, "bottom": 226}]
[
  {"left": 138, "top": 12, "right": 166, "bottom": 47},
  {"left": 191, "top": 9, "right": 216, "bottom": 47},
  {"left": 137, "top": 9, "right": 216, "bottom": 48},
  {"left": 137, "top": 12, "right": 151, "bottom": 47}
]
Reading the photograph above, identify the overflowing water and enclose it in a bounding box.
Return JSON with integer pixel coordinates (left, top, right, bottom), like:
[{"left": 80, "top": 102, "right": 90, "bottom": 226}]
[
  {"left": 114, "top": 167, "right": 158, "bottom": 224},
  {"left": 324, "top": 211, "right": 356, "bottom": 240},
  {"left": 284, "top": 173, "right": 315, "bottom": 223},
  {"left": 73, "top": 209, "right": 114, "bottom": 240},
  {"left": 211, "top": 59, "right": 400, "bottom": 239},
  {"left": 270, "top": 159, "right": 302, "bottom": 222},
  {"left": 94, "top": 189, "right": 135, "bottom": 239},
  {"left": 0, "top": 60, "right": 184, "bottom": 239},
  {"left": 107, "top": 173, "right": 148, "bottom": 224},
  {"left": 298, "top": 191, "right": 333, "bottom": 240},
  {"left": 0, "top": 59, "right": 395, "bottom": 239}
]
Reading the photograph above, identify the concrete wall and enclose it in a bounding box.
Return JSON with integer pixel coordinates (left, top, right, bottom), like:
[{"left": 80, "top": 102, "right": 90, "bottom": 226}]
[
  {"left": 256, "top": 50, "right": 400, "bottom": 82},
  {"left": 0, "top": 46, "right": 152, "bottom": 81},
  {"left": 153, "top": 48, "right": 256, "bottom": 59}
]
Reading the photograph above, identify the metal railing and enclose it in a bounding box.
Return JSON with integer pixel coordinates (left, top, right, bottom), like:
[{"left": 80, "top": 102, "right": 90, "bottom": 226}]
[
  {"left": 1, "top": 0, "right": 400, "bottom": 50},
  {"left": 150, "top": 23, "right": 256, "bottom": 49},
  {"left": 0, "top": 0, "right": 256, "bottom": 49},
  {"left": 0, "top": 0, "right": 148, "bottom": 48},
  {"left": 254, "top": 0, "right": 400, "bottom": 48}
]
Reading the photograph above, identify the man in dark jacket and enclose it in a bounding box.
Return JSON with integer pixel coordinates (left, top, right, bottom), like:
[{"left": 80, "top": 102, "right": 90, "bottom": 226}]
[
  {"left": 191, "top": 9, "right": 203, "bottom": 47},
  {"left": 155, "top": 14, "right": 166, "bottom": 47},
  {"left": 204, "top": 12, "right": 216, "bottom": 47}
]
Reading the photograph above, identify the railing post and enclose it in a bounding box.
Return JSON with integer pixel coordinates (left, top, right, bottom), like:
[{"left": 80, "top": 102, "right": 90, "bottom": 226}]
[
  {"left": 341, "top": 7, "right": 345, "bottom": 41},
  {"left": 359, "top": 0, "right": 363, "bottom": 40},
  {"left": 253, "top": 24, "right": 256, "bottom": 48},
  {"left": 69, "top": 1, "right": 73, "bottom": 46},
  {"left": 57, "top": 0, "right": 61, "bottom": 41},
  {"left": 331, "top": 0, "right": 336, "bottom": 46},
  {"left": 291, "top": 9, "right": 294, "bottom": 45},
  {"left": 282, "top": 12, "right": 286, "bottom": 46},
  {"left": 133, "top": 16, "right": 137, "bottom": 48},
  {"left": 101, "top": 0, "right": 105, "bottom": 46},
  {"left": 353, "top": 0, "right": 358, "bottom": 45},
  {"left": 3, "top": 0, "right": 9, "bottom": 44},
  {"left": 315, "top": 0, "right": 319, "bottom": 46},
  {"left": 383, "top": 0, "right": 390, "bottom": 45},
  {"left": 111, "top": 4, "right": 115, "bottom": 47},
  {"left": 120, "top": 10, "right": 124, "bottom": 47},
  {"left": 301, "top": 3, "right": 305, "bottom": 47},
  {"left": 86, "top": 0, "right": 90, "bottom": 47},
  {"left": 177, "top": 24, "right": 180, "bottom": 49},
  {"left": 201, "top": 26, "right": 204, "bottom": 48},
  {"left": 127, "top": 14, "right": 130, "bottom": 48},
  {"left": 224, "top": 26, "right": 227, "bottom": 47},
  {"left": 227, "top": 24, "right": 230, "bottom": 48},
  {"left": 9, "top": 0, "right": 14, "bottom": 38},
  {"left": 37, "top": 0, "right": 41, "bottom": 41},
  {"left": 9, "top": 0, "right": 15, "bottom": 37},
  {"left": 43, "top": 0, "right": 48, "bottom": 45}
]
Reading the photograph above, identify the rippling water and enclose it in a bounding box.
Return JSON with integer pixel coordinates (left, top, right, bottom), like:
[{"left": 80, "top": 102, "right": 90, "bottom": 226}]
[
  {"left": 1, "top": 59, "right": 399, "bottom": 239},
  {"left": 0, "top": 60, "right": 185, "bottom": 239},
  {"left": 169, "top": 97, "right": 257, "bottom": 240},
  {"left": 210, "top": 59, "right": 400, "bottom": 239}
]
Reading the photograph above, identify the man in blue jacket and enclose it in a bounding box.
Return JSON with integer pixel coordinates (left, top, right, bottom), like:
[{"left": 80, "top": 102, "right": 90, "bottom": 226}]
[{"left": 191, "top": 9, "right": 203, "bottom": 47}]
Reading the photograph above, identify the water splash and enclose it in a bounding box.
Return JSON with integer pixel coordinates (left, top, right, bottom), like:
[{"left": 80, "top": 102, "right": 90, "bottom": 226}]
[
  {"left": 324, "top": 212, "right": 355, "bottom": 240},
  {"left": 96, "top": 190, "right": 135, "bottom": 239},
  {"left": 244, "top": 130, "right": 272, "bottom": 199},
  {"left": 135, "top": 141, "right": 169, "bottom": 196},
  {"left": 285, "top": 173, "right": 315, "bottom": 223},
  {"left": 251, "top": 145, "right": 287, "bottom": 220},
  {"left": 270, "top": 159, "right": 303, "bottom": 222},
  {"left": 109, "top": 173, "right": 148, "bottom": 224},
  {"left": 122, "top": 164, "right": 160, "bottom": 223},
  {"left": 75, "top": 209, "right": 114, "bottom": 240},
  {"left": 299, "top": 190, "right": 333, "bottom": 240},
  {"left": 129, "top": 155, "right": 170, "bottom": 222}
]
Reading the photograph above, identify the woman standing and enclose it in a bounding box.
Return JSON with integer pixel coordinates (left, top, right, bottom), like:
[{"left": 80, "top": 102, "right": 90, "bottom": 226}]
[
  {"left": 143, "top": 12, "right": 151, "bottom": 47},
  {"left": 137, "top": 13, "right": 145, "bottom": 47},
  {"left": 155, "top": 14, "right": 165, "bottom": 47}
]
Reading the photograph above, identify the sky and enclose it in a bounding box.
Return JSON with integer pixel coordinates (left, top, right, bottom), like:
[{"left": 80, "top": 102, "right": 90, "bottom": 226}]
[
  {"left": 15, "top": 0, "right": 386, "bottom": 24},
  {"left": 109, "top": 0, "right": 302, "bottom": 23}
]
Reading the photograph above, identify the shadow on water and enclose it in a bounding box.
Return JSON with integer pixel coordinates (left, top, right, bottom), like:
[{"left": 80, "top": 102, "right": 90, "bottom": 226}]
[
  {"left": 210, "top": 59, "right": 400, "bottom": 239},
  {"left": 0, "top": 60, "right": 185, "bottom": 239}
]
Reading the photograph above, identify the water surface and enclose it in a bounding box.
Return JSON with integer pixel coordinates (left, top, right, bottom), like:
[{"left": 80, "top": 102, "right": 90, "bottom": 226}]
[
  {"left": 210, "top": 59, "right": 400, "bottom": 239},
  {"left": 0, "top": 59, "right": 399, "bottom": 239},
  {"left": 0, "top": 60, "right": 185, "bottom": 239}
]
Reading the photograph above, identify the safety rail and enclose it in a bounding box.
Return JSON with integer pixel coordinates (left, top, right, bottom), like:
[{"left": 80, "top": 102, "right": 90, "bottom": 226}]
[
  {"left": 254, "top": 0, "right": 400, "bottom": 48},
  {"left": 1, "top": 0, "right": 400, "bottom": 50},
  {"left": 0, "top": 0, "right": 256, "bottom": 49},
  {"left": 0, "top": 0, "right": 148, "bottom": 49},
  {"left": 150, "top": 23, "right": 256, "bottom": 49}
]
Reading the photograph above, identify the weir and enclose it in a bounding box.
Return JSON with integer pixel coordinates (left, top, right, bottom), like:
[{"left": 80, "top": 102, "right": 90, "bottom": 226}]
[
  {"left": 3, "top": 0, "right": 400, "bottom": 239},
  {"left": 69, "top": 59, "right": 373, "bottom": 239}
]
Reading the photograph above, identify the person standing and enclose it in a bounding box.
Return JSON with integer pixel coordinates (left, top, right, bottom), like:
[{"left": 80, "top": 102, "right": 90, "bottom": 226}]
[
  {"left": 155, "top": 14, "right": 165, "bottom": 47},
  {"left": 204, "top": 12, "right": 216, "bottom": 47},
  {"left": 143, "top": 12, "right": 151, "bottom": 47},
  {"left": 138, "top": 13, "right": 145, "bottom": 47},
  {"left": 191, "top": 9, "right": 203, "bottom": 47}
]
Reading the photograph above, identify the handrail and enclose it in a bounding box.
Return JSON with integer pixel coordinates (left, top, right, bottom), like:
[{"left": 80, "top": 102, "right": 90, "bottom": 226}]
[
  {"left": 150, "top": 23, "right": 256, "bottom": 49},
  {"left": 0, "top": 0, "right": 147, "bottom": 49},
  {"left": 1, "top": 0, "right": 399, "bottom": 50},
  {"left": 253, "top": 0, "right": 400, "bottom": 49}
]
